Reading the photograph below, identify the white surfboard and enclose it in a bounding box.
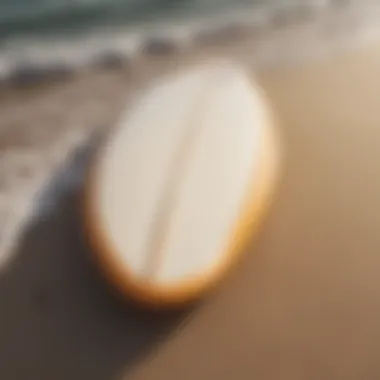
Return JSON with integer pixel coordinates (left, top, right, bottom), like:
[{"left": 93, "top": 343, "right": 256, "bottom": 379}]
[{"left": 84, "top": 60, "right": 280, "bottom": 307}]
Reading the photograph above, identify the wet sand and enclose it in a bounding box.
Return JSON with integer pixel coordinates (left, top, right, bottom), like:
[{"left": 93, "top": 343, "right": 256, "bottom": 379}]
[{"left": 1, "top": 4, "right": 380, "bottom": 380}]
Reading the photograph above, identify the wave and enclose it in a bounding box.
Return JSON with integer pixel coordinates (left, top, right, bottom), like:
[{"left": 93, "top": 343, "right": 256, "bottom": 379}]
[
  {"left": 0, "top": 3, "right": 275, "bottom": 75},
  {"left": 1, "top": 0, "right": 377, "bottom": 82},
  {"left": 0, "top": 0, "right": 265, "bottom": 40}
]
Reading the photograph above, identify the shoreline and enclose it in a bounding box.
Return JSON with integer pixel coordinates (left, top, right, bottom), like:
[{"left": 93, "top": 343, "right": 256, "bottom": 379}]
[{"left": 1, "top": 0, "right": 379, "bottom": 85}]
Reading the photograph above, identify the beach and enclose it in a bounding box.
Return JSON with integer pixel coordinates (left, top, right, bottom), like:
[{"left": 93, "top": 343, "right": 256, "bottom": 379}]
[{"left": 1, "top": 1, "right": 380, "bottom": 379}]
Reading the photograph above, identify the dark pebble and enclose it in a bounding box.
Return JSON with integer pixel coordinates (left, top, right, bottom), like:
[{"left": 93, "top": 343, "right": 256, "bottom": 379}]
[
  {"left": 92, "top": 51, "right": 129, "bottom": 70},
  {"left": 8, "top": 62, "right": 74, "bottom": 88},
  {"left": 141, "top": 37, "right": 179, "bottom": 56}
]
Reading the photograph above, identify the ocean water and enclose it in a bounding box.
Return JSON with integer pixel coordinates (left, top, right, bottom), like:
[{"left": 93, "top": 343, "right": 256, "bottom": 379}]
[
  {"left": 0, "top": 0, "right": 331, "bottom": 76},
  {"left": 0, "top": 0, "right": 274, "bottom": 41}
]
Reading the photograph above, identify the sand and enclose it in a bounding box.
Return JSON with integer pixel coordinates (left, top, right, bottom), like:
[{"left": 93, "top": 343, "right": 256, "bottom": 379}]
[
  {"left": 1, "top": 2, "right": 380, "bottom": 380},
  {"left": 130, "top": 40, "right": 380, "bottom": 380}
]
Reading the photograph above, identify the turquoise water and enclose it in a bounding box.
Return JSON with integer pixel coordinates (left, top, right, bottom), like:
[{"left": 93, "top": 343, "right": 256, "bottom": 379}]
[{"left": 0, "top": 0, "right": 269, "bottom": 41}]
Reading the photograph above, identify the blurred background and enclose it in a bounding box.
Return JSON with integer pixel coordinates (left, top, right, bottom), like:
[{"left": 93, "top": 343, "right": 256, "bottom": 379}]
[
  {"left": 2, "top": 1, "right": 380, "bottom": 380},
  {"left": 0, "top": 0, "right": 332, "bottom": 75}
]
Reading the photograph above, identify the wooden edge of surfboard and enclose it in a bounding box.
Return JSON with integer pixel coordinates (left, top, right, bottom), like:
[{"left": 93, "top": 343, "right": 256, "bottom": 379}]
[{"left": 82, "top": 67, "right": 282, "bottom": 309}]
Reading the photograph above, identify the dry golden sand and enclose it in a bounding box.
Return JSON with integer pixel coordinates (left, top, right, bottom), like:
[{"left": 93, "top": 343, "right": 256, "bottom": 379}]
[
  {"left": 1, "top": 4, "right": 380, "bottom": 379},
  {"left": 129, "top": 38, "right": 380, "bottom": 380}
]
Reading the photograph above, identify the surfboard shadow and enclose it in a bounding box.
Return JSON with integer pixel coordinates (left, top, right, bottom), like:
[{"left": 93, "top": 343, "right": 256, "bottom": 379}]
[{"left": 0, "top": 133, "right": 193, "bottom": 380}]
